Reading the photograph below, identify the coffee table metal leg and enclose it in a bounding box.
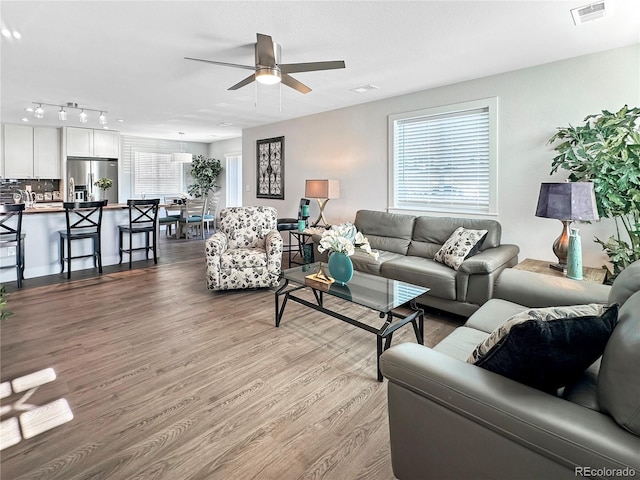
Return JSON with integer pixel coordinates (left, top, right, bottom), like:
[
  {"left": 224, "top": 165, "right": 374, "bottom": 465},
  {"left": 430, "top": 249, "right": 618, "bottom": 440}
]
[
  {"left": 275, "top": 279, "right": 289, "bottom": 327},
  {"left": 377, "top": 335, "right": 383, "bottom": 381}
]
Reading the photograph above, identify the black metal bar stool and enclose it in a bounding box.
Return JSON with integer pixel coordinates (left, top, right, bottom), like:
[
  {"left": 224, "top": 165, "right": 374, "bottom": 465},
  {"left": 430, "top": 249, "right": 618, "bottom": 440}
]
[
  {"left": 0, "top": 204, "right": 26, "bottom": 288},
  {"left": 58, "top": 200, "right": 106, "bottom": 279},
  {"left": 118, "top": 199, "right": 159, "bottom": 268}
]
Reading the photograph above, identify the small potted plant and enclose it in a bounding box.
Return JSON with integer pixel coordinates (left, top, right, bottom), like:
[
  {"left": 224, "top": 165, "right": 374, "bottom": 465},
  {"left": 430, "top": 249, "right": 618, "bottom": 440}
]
[{"left": 93, "top": 177, "right": 113, "bottom": 202}]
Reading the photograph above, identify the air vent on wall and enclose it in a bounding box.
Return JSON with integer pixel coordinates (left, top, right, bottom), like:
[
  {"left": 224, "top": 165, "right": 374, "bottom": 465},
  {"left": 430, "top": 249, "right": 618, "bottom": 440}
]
[{"left": 571, "top": 1, "right": 607, "bottom": 25}]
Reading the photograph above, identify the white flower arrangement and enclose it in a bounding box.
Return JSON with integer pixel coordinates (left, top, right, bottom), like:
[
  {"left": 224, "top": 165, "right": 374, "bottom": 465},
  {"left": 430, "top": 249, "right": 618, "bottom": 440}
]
[{"left": 318, "top": 222, "right": 379, "bottom": 260}]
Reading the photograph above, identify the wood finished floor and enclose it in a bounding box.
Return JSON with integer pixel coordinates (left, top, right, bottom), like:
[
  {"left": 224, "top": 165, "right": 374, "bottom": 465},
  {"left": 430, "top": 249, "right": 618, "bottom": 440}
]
[{"left": 1, "top": 236, "right": 460, "bottom": 479}]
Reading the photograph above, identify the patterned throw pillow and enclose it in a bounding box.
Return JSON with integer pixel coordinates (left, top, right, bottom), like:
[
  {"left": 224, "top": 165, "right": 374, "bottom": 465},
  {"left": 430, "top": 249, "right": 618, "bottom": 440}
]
[
  {"left": 467, "top": 304, "right": 607, "bottom": 363},
  {"left": 433, "top": 227, "right": 488, "bottom": 270},
  {"left": 467, "top": 304, "right": 618, "bottom": 392}
]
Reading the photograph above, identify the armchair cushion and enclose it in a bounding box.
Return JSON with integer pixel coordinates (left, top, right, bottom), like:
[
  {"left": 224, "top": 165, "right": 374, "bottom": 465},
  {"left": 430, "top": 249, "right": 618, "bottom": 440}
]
[{"left": 471, "top": 304, "right": 619, "bottom": 392}]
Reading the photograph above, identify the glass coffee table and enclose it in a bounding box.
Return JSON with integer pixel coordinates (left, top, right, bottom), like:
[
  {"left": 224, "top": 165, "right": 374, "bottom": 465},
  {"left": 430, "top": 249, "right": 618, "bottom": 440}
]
[{"left": 275, "top": 262, "right": 429, "bottom": 381}]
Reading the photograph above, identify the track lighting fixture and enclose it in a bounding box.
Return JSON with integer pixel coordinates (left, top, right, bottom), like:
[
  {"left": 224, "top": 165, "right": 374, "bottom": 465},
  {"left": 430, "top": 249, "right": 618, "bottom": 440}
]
[{"left": 30, "top": 102, "right": 110, "bottom": 126}]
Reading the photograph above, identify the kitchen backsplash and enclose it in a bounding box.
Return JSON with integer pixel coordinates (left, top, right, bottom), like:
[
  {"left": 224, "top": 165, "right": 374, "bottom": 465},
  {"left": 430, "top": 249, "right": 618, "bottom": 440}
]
[{"left": 0, "top": 178, "right": 61, "bottom": 204}]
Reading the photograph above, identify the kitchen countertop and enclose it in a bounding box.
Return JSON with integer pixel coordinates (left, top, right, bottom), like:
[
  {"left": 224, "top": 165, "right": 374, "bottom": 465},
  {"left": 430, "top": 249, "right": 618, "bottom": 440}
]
[{"left": 19, "top": 203, "right": 130, "bottom": 214}]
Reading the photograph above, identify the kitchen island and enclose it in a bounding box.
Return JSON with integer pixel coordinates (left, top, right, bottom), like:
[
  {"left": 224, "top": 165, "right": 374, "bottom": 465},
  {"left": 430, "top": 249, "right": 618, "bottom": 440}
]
[{"left": 2, "top": 203, "right": 163, "bottom": 283}]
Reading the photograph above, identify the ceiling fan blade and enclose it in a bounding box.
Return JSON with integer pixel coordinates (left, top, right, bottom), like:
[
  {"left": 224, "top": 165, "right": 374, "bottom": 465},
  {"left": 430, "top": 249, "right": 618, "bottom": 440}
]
[
  {"left": 281, "top": 74, "right": 311, "bottom": 94},
  {"left": 228, "top": 74, "right": 256, "bottom": 90},
  {"left": 184, "top": 57, "right": 255, "bottom": 71},
  {"left": 279, "top": 61, "right": 346, "bottom": 74},
  {"left": 256, "top": 33, "right": 276, "bottom": 67}
]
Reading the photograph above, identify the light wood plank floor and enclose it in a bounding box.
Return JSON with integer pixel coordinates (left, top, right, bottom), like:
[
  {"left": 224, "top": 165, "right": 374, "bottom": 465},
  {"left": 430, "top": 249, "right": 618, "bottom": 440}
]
[{"left": 1, "top": 238, "right": 460, "bottom": 479}]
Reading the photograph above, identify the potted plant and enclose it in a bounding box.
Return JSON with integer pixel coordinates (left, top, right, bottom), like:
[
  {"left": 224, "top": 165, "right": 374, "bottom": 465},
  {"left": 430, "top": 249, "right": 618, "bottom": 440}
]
[
  {"left": 547, "top": 105, "right": 640, "bottom": 279},
  {"left": 93, "top": 177, "right": 113, "bottom": 202},
  {"left": 188, "top": 155, "right": 222, "bottom": 199}
]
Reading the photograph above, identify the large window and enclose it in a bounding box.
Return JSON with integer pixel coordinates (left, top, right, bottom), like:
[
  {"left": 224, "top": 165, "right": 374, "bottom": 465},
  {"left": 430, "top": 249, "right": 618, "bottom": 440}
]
[
  {"left": 389, "top": 98, "right": 497, "bottom": 215},
  {"left": 134, "top": 152, "right": 184, "bottom": 195}
]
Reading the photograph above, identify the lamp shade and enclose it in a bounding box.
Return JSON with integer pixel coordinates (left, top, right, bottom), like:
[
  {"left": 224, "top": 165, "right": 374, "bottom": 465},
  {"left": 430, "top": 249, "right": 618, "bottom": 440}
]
[
  {"left": 305, "top": 179, "right": 340, "bottom": 199},
  {"left": 535, "top": 182, "right": 599, "bottom": 221},
  {"left": 171, "top": 152, "right": 192, "bottom": 163}
]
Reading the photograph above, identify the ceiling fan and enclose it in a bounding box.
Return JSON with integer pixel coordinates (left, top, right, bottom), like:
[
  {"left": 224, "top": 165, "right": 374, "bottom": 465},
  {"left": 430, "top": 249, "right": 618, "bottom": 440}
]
[{"left": 185, "top": 33, "right": 346, "bottom": 94}]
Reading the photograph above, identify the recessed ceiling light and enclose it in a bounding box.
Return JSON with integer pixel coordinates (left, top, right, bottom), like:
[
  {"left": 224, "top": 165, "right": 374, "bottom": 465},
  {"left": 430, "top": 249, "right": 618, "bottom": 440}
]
[
  {"left": 25, "top": 107, "right": 34, "bottom": 112},
  {"left": 571, "top": 1, "right": 607, "bottom": 25},
  {"left": 219, "top": 122, "right": 233, "bottom": 127},
  {"left": 21, "top": 118, "right": 29, "bottom": 122},
  {"left": 350, "top": 84, "right": 379, "bottom": 94},
  {"left": 117, "top": 119, "right": 125, "bottom": 123}
]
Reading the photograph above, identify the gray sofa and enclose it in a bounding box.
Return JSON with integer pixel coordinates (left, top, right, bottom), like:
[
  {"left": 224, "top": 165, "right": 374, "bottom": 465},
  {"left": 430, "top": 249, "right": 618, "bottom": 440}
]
[
  {"left": 380, "top": 261, "right": 640, "bottom": 480},
  {"left": 313, "top": 210, "right": 520, "bottom": 316}
]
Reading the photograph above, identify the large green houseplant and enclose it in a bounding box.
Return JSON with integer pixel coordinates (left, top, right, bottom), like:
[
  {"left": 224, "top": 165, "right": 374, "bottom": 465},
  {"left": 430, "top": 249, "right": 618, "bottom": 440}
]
[
  {"left": 548, "top": 105, "right": 640, "bottom": 277},
  {"left": 187, "top": 155, "right": 222, "bottom": 198}
]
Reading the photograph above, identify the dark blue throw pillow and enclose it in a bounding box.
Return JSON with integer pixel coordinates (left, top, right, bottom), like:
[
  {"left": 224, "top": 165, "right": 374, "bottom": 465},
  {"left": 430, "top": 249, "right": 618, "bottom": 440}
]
[{"left": 475, "top": 304, "right": 619, "bottom": 392}]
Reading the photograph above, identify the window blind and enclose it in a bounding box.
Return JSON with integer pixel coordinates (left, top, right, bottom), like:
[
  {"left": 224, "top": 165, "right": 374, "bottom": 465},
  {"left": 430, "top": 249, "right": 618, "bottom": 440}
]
[
  {"left": 393, "top": 107, "right": 490, "bottom": 213},
  {"left": 133, "top": 152, "right": 183, "bottom": 195}
]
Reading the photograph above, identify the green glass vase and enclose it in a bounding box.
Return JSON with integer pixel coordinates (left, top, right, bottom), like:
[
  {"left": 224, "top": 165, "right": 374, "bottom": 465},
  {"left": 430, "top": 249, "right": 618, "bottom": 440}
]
[{"left": 328, "top": 252, "right": 353, "bottom": 285}]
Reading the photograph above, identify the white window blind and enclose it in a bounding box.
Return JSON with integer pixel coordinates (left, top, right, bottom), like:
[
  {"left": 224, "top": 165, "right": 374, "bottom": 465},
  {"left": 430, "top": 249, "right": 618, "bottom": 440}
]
[
  {"left": 134, "top": 152, "right": 182, "bottom": 195},
  {"left": 390, "top": 99, "right": 497, "bottom": 214}
]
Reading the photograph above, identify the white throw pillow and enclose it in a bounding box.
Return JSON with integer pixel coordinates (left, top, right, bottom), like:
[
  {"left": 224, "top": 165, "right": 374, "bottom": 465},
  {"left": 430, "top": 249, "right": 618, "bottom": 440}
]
[{"left": 433, "top": 227, "right": 488, "bottom": 270}]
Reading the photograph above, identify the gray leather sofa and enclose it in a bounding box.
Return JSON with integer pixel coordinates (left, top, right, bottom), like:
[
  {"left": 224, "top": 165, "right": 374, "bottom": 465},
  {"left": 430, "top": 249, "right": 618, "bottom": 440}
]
[
  {"left": 313, "top": 210, "right": 520, "bottom": 316},
  {"left": 380, "top": 262, "right": 640, "bottom": 480}
]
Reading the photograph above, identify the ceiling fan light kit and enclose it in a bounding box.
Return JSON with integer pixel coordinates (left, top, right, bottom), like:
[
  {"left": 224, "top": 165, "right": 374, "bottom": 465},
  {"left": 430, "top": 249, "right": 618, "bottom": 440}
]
[{"left": 185, "top": 33, "right": 345, "bottom": 94}]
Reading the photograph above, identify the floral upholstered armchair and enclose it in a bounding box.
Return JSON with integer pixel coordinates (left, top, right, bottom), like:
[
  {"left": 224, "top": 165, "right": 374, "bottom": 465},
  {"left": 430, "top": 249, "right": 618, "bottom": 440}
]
[{"left": 205, "top": 206, "right": 283, "bottom": 291}]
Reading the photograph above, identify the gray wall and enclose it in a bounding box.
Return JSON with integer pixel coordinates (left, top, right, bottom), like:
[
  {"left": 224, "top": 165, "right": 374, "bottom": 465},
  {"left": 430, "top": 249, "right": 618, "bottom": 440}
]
[{"left": 242, "top": 44, "right": 640, "bottom": 267}]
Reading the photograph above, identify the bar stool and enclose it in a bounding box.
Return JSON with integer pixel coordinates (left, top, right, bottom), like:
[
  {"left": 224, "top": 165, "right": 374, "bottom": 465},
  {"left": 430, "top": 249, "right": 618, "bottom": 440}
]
[
  {"left": 0, "top": 204, "right": 26, "bottom": 288},
  {"left": 118, "top": 199, "right": 159, "bottom": 268},
  {"left": 59, "top": 200, "right": 106, "bottom": 279}
]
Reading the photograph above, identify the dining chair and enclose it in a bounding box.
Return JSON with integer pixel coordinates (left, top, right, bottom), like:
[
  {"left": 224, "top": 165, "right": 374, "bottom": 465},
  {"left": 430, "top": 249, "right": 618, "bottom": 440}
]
[
  {"left": 160, "top": 196, "right": 181, "bottom": 237},
  {"left": 203, "top": 196, "right": 219, "bottom": 234},
  {"left": 118, "top": 199, "right": 160, "bottom": 268},
  {"left": 58, "top": 200, "right": 106, "bottom": 279},
  {"left": 178, "top": 198, "right": 206, "bottom": 239},
  {"left": 0, "top": 203, "right": 26, "bottom": 288}
]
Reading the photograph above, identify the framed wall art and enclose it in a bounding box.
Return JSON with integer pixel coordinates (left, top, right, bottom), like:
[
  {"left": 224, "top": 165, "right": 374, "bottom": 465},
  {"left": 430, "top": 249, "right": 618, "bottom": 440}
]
[{"left": 256, "top": 136, "right": 285, "bottom": 199}]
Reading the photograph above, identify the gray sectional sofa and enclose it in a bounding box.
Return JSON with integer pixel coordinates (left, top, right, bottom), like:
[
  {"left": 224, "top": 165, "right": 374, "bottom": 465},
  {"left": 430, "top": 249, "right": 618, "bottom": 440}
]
[
  {"left": 313, "top": 210, "right": 520, "bottom": 316},
  {"left": 380, "top": 261, "right": 640, "bottom": 480}
]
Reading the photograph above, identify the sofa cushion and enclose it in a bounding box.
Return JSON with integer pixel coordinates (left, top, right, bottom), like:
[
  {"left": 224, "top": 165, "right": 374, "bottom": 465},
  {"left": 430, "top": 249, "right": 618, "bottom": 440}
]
[
  {"left": 469, "top": 304, "right": 619, "bottom": 392},
  {"left": 468, "top": 303, "right": 607, "bottom": 362},
  {"left": 354, "top": 210, "right": 415, "bottom": 255},
  {"left": 433, "top": 327, "right": 490, "bottom": 362},
  {"left": 408, "top": 217, "right": 502, "bottom": 259},
  {"left": 381, "top": 256, "right": 457, "bottom": 300},
  {"left": 464, "top": 299, "right": 530, "bottom": 334},
  {"left": 350, "top": 249, "right": 404, "bottom": 276},
  {"left": 608, "top": 260, "right": 640, "bottom": 307},
  {"left": 597, "top": 292, "right": 640, "bottom": 435},
  {"left": 433, "top": 227, "right": 488, "bottom": 270}
]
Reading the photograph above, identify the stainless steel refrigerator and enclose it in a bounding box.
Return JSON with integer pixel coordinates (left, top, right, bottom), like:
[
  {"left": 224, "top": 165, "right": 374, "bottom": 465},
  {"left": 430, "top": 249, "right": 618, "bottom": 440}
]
[{"left": 67, "top": 158, "right": 119, "bottom": 204}]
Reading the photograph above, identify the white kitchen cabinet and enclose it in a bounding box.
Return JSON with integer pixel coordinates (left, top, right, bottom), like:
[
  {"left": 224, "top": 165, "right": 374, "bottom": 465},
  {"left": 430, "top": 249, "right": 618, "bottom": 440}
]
[
  {"left": 2, "top": 125, "right": 62, "bottom": 179},
  {"left": 93, "top": 130, "right": 119, "bottom": 158},
  {"left": 34, "top": 127, "right": 61, "bottom": 178},
  {"left": 66, "top": 127, "right": 119, "bottom": 158},
  {"left": 3, "top": 124, "right": 34, "bottom": 178},
  {"left": 66, "top": 127, "right": 94, "bottom": 157}
]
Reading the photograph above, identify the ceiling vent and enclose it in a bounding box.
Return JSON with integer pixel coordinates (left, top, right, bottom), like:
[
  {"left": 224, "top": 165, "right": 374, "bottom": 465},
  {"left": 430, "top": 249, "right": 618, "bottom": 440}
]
[{"left": 571, "top": 1, "right": 607, "bottom": 25}]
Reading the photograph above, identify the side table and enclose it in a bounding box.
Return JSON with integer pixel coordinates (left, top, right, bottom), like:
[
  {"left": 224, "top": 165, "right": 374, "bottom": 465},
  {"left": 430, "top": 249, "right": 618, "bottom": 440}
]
[
  {"left": 513, "top": 258, "right": 607, "bottom": 284},
  {"left": 288, "top": 231, "right": 315, "bottom": 266}
]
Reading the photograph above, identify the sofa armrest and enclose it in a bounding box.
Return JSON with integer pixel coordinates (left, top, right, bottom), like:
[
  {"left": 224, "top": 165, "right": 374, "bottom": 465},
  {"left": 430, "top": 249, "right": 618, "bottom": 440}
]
[
  {"left": 380, "top": 343, "right": 640, "bottom": 475},
  {"left": 494, "top": 268, "right": 610, "bottom": 308},
  {"left": 458, "top": 244, "right": 520, "bottom": 274},
  {"left": 265, "top": 230, "right": 284, "bottom": 271},
  {"left": 206, "top": 231, "right": 228, "bottom": 256}
]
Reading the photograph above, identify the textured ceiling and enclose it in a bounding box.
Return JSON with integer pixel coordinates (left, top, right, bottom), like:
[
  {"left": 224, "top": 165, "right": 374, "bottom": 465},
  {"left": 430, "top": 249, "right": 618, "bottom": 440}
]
[{"left": 2, "top": 0, "right": 639, "bottom": 143}]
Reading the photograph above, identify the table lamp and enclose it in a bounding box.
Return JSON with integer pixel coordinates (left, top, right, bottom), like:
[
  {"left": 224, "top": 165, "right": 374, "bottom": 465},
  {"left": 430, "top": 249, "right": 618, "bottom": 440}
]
[
  {"left": 535, "top": 182, "right": 599, "bottom": 271},
  {"left": 305, "top": 179, "right": 340, "bottom": 228}
]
